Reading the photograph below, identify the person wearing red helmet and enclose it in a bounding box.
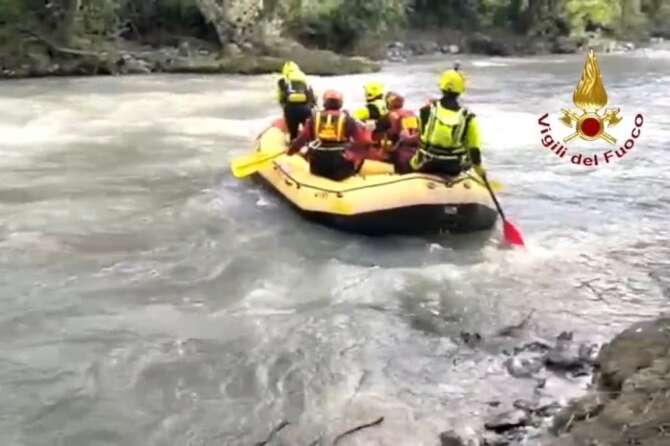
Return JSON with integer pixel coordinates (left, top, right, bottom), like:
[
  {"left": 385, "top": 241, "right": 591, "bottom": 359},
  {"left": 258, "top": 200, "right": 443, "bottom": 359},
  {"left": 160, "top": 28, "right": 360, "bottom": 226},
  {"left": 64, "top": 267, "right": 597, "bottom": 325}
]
[
  {"left": 288, "top": 90, "right": 367, "bottom": 181},
  {"left": 384, "top": 91, "right": 420, "bottom": 173}
]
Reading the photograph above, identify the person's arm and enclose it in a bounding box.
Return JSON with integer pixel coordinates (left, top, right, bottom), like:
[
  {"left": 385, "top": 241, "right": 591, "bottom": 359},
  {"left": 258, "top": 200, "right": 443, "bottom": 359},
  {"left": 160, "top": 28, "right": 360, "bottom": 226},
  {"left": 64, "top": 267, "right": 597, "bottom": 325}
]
[
  {"left": 374, "top": 115, "right": 391, "bottom": 133},
  {"left": 345, "top": 115, "right": 362, "bottom": 142},
  {"left": 345, "top": 114, "right": 375, "bottom": 146},
  {"left": 464, "top": 115, "right": 481, "bottom": 155},
  {"left": 306, "top": 86, "right": 316, "bottom": 108},
  {"left": 464, "top": 114, "right": 485, "bottom": 176},
  {"left": 418, "top": 105, "right": 431, "bottom": 135},
  {"left": 277, "top": 79, "right": 287, "bottom": 106},
  {"left": 387, "top": 114, "right": 400, "bottom": 139},
  {"left": 288, "top": 119, "right": 313, "bottom": 155}
]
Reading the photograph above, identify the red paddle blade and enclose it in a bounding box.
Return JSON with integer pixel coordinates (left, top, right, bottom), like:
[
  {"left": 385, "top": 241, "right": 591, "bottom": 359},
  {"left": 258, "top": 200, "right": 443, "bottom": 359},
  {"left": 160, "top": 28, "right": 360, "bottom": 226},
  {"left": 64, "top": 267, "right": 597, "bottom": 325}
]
[{"left": 503, "top": 220, "right": 525, "bottom": 247}]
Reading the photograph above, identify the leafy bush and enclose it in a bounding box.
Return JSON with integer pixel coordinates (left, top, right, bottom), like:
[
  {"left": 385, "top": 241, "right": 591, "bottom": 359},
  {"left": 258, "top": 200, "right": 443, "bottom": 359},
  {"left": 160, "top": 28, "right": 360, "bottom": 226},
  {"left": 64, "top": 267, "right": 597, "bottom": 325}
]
[{"left": 287, "top": 0, "right": 409, "bottom": 51}]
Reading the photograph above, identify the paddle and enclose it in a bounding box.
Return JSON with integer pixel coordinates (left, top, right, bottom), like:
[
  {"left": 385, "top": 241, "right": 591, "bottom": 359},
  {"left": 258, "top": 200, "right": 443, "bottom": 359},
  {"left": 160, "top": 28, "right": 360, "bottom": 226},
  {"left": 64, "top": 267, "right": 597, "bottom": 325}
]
[
  {"left": 480, "top": 172, "right": 525, "bottom": 247},
  {"left": 230, "top": 149, "right": 287, "bottom": 178}
]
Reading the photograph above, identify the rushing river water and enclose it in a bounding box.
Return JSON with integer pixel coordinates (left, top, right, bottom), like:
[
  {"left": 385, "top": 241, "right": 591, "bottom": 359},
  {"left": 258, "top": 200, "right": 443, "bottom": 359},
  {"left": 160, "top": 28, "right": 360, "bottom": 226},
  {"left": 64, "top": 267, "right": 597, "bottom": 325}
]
[{"left": 1, "top": 48, "right": 669, "bottom": 446}]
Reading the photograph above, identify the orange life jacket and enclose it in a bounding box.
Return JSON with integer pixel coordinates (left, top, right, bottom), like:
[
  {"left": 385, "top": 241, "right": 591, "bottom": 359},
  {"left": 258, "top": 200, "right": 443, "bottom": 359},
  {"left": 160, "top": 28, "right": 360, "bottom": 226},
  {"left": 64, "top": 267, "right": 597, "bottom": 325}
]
[
  {"left": 314, "top": 111, "right": 347, "bottom": 145},
  {"left": 390, "top": 109, "right": 419, "bottom": 137}
]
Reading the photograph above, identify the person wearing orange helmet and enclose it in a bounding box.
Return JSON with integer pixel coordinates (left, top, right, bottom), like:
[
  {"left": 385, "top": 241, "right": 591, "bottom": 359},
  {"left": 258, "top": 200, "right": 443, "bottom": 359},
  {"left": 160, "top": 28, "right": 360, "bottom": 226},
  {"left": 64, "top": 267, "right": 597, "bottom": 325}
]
[
  {"left": 384, "top": 91, "right": 420, "bottom": 173},
  {"left": 288, "top": 90, "right": 367, "bottom": 181}
]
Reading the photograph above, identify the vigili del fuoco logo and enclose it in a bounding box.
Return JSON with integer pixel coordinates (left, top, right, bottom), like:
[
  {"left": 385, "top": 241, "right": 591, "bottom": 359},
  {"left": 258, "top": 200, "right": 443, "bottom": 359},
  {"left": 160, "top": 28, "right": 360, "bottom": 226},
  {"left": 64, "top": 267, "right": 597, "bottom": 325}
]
[{"left": 537, "top": 49, "right": 644, "bottom": 167}]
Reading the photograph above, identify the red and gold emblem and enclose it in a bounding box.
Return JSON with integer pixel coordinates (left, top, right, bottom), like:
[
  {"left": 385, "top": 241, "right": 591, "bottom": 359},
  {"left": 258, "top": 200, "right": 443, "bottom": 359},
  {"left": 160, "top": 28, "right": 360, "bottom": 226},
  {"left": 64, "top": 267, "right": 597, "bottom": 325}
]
[{"left": 560, "top": 49, "right": 622, "bottom": 145}]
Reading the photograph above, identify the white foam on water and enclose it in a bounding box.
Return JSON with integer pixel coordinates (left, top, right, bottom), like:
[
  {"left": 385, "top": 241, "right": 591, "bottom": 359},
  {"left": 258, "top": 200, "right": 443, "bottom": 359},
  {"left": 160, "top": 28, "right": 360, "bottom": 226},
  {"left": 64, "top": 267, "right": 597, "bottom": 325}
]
[{"left": 471, "top": 60, "right": 509, "bottom": 67}]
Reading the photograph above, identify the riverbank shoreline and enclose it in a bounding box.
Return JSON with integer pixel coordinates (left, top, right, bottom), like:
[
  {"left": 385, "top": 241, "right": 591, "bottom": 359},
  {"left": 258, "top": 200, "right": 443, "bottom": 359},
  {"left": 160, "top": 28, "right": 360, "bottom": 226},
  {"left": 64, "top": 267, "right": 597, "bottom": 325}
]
[
  {"left": 0, "top": 34, "right": 381, "bottom": 80},
  {"left": 1, "top": 27, "right": 656, "bottom": 81},
  {"left": 438, "top": 316, "right": 670, "bottom": 446}
]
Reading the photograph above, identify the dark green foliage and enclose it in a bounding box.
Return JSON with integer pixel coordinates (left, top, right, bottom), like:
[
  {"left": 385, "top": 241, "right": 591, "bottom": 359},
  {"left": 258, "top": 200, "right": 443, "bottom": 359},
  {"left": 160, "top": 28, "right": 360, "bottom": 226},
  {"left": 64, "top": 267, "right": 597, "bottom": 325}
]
[
  {"left": 287, "top": 0, "right": 408, "bottom": 51},
  {"left": 0, "top": 0, "right": 667, "bottom": 53}
]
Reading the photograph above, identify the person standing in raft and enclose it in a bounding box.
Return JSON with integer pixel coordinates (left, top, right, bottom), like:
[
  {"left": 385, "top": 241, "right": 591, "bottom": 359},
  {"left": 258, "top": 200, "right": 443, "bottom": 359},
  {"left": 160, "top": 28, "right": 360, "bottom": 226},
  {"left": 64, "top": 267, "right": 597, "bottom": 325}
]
[
  {"left": 385, "top": 91, "right": 420, "bottom": 173},
  {"left": 277, "top": 61, "right": 316, "bottom": 141},
  {"left": 287, "top": 90, "right": 367, "bottom": 181},
  {"left": 410, "top": 67, "right": 486, "bottom": 178}
]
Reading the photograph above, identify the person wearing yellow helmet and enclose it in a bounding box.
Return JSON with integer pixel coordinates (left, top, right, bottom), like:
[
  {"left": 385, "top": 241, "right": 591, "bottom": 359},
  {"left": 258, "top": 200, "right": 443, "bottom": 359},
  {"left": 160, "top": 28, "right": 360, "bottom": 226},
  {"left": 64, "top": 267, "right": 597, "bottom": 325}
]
[
  {"left": 409, "top": 65, "right": 485, "bottom": 178},
  {"left": 353, "top": 80, "right": 390, "bottom": 128},
  {"left": 277, "top": 61, "right": 316, "bottom": 140},
  {"left": 352, "top": 80, "right": 392, "bottom": 163}
]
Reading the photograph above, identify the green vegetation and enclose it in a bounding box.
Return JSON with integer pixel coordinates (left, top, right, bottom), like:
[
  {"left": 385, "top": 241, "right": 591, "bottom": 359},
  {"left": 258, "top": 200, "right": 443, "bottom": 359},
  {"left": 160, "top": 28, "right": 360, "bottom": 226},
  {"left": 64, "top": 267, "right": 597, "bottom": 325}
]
[
  {"left": 2, "top": 0, "right": 668, "bottom": 52},
  {"left": 283, "top": 0, "right": 409, "bottom": 51},
  {"left": 0, "top": 0, "right": 668, "bottom": 77}
]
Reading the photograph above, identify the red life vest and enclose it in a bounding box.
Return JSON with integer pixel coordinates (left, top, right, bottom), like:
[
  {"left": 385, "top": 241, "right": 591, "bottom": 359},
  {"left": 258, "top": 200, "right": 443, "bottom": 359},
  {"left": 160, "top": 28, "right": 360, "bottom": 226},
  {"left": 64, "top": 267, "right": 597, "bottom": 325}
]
[{"left": 389, "top": 109, "right": 419, "bottom": 137}]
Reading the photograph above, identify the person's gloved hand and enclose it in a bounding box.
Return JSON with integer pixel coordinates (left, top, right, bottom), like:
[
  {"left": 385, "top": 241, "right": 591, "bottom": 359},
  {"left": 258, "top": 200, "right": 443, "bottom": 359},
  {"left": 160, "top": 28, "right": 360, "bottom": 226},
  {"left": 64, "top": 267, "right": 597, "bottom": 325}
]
[{"left": 474, "top": 164, "right": 486, "bottom": 179}]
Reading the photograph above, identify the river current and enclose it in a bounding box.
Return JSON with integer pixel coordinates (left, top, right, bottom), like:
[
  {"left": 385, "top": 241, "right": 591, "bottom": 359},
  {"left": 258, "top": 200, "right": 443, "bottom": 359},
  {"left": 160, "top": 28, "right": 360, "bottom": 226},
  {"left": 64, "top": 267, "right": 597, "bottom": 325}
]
[{"left": 1, "top": 49, "right": 669, "bottom": 445}]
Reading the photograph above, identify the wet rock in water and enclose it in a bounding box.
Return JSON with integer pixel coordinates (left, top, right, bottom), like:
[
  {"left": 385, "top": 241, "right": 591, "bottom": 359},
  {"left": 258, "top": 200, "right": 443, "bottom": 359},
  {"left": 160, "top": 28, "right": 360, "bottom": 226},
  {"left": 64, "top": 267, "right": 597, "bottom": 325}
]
[
  {"left": 515, "top": 340, "right": 551, "bottom": 354},
  {"left": 536, "top": 398, "right": 563, "bottom": 418},
  {"left": 439, "top": 430, "right": 466, "bottom": 446},
  {"left": 513, "top": 399, "right": 535, "bottom": 412},
  {"left": 460, "top": 331, "right": 482, "bottom": 347},
  {"left": 577, "top": 343, "right": 599, "bottom": 365},
  {"left": 465, "top": 33, "right": 511, "bottom": 56},
  {"left": 505, "top": 356, "right": 543, "bottom": 378},
  {"left": 484, "top": 409, "right": 530, "bottom": 433},
  {"left": 511, "top": 397, "right": 563, "bottom": 420},
  {"left": 544, "top": 349, "right": 585, "bottom": 372},
  {"left": 498, "top": 311, "right": 535, "bottom": 338},
  {"left": 544, "top": 331, "right": 592, "bottom": 373},
  {"left": 118, "top": 54, "right": 152, "bottom": 74},
  {"left": 480, "top": 432, "right": 511, "bottom": 445}
]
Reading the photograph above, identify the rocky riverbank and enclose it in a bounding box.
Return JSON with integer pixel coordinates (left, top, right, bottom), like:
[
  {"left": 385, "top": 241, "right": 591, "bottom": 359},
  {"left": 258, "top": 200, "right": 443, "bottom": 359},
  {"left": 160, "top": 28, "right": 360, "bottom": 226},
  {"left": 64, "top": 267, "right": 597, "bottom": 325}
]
[
  {"left": 0, "top": 33, "right": 380, "bottom": 79},
  {"left": 438, "top": 316, "right": 670, "bottom": 446},
  {"left": 381, "top": 28, "right": 644, "bottom": 63},
  {"left": 548, "top": 317, "right": 670, "bottom": 446},
  {"left": 2, "top": 26, "right": 657, "bottom": 80}
]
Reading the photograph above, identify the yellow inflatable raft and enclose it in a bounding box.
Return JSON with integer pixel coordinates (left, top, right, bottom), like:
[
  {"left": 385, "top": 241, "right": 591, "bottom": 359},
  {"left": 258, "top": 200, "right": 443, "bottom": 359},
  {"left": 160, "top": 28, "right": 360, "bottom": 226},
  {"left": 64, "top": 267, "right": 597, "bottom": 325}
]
[{"left": 248, "top": 123, "right": 498, "bottom": 235}]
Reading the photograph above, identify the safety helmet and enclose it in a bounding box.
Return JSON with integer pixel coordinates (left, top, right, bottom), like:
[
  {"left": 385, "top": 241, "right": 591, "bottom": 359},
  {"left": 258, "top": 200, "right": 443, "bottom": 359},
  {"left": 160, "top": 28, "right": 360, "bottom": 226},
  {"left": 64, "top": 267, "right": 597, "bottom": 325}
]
[
  {"left": 282, "top": 61, "right": 300, "bottom": 77},
  {"left": 439, "top": 69, "right": 466, "bottom": 94},
  {"left": 322, "top": 89, "right": 343, "bottom": 110},
  {"left": 364, "top": 80, "right": 385, "bottom": 101},
  {"left": 385, "top": 91, "right": 404, "bottom": 110}
]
